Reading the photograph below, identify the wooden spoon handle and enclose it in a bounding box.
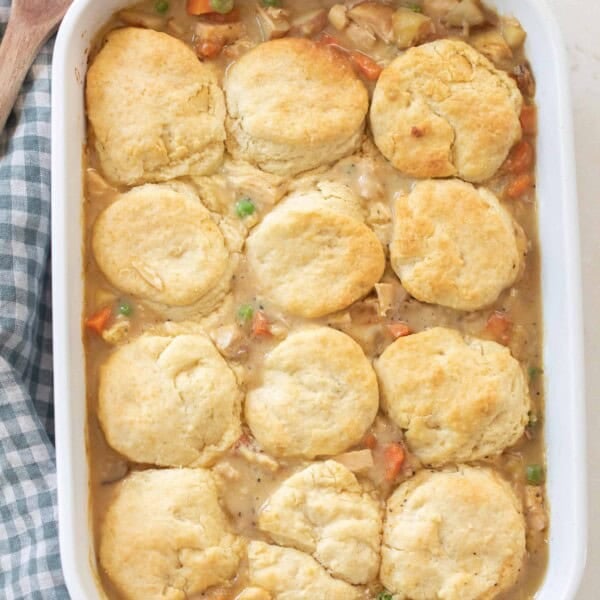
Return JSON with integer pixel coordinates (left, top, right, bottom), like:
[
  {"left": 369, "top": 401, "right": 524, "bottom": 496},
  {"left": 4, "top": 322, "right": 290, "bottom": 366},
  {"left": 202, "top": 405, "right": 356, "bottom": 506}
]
[{"left": 0, "top": 18, "right": 51, "bottom": 133}]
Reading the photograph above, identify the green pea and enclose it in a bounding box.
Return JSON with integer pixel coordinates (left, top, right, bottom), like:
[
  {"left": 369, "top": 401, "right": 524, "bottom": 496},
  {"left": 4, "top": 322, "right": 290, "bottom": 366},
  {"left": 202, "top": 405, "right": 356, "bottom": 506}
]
[
  {"left": 118, "top": 301, "right": 133, "bottom": 317},
  {"left": 210, "top": 0, "right": 235, "bottom": 13},
  {"left": 262, "top": 0, "right": 281, "bottom": 6},
  {"left": 377, "top": 592, "right": 393, "bottom": 600},
  {"left": 154, "top": 0, "right": 169, "bottom": 14},
  {"left": 526, "top": 464, "right": 544, "bottom": 486},
  {"left": 237, "top": 304, "right": 254, "bottom": 323},
  {"left": 528, "top": 366, "right": 543, "bottom": 381},
  {"left": 408, "top": 3, "right": 422, "bottom": 12},
  {"left": 235, "top": 197, "right": 256, "bottom": 218}
]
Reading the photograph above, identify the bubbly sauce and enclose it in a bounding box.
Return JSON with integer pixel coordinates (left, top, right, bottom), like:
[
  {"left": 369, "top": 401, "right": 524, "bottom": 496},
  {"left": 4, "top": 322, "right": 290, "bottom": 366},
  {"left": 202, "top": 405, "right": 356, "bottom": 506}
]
[{"left": 84, "top": 1, "right": 548, "bottom": 598}]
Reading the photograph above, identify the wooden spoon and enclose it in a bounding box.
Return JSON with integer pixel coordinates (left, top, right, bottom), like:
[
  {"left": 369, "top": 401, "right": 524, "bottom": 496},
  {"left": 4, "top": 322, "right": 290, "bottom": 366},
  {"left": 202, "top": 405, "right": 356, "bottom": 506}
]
[{"left": 0, "top": 0, "right": 73, "bottom": 132}]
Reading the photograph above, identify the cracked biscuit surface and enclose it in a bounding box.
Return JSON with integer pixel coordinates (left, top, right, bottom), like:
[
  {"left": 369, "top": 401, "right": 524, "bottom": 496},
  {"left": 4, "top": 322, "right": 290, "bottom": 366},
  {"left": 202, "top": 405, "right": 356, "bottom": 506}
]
[
  {"left": 224, "top": 38, "right": 368, "bottom": 176},
  {"left": 258, "top": 460, "right": 382, "bottom": 585},
  {"left": 245, "top": 183, "right": 385, "bottom": 318},
  {"left": 390, "top": 179, "right": 526, "bottom": 311},
  {"left": 98, "top": 333, "right": 242, "bottom": 467},
  {"left": 99, "top": 469, "right": 243, "bottom": 600},
  {"left": 380, "top": 467, "right": 526, "bottom": 600},
  {"left": 92, "top": 182, "right": 233, "bottom": 319},
  {"left": 86, "top": 27, "right": 226, "bottom": 185},
  {"left": 370, "top": 39, "right": 522, "bottom": 182},
  {"left": 245, "top": 328, "right": 379, "bottom": 458},
  {"left": 247, "top": 541, "right": 362, "bottom": 600},
  {"left": 375, "top": 327, "right": 530, "bottom": 467}
]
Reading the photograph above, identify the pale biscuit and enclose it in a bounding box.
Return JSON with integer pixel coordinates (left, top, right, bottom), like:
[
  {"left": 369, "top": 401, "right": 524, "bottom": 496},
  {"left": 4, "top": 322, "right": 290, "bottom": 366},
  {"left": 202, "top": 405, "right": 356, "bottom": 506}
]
[
  {"left": 380, "top": 467, "right": 526, "bottom": 600},
  {"left": 375, "top": 327, "right": 530, "bottom": 467},
  {"left": 390, "top": 179, "right": 526, "bottom": 311},
  {"left": 98, "top": 333, "right": 242, "bottom": 467},
  {"left": 92, "top": 182, "right": 232, "bottom": 319},
  {"left": 247, "top": 541, "right": 362, "bottom": 600},
  {"left": 224, "top": 38, "right": 368, "bottom": 176},
  {"left": 258, "top": 460, "right": 382, "bottom": 584},
  {"left": 86, "top": 27, "right": 226, "bottom": 185},
  {"left": 246, "top": 185, "right": 385, "bottom": 318},
  {"left": 245, "top": 328, "right": 379, "bottom": 458},
  {"left": 99, "top": 469, "right": 243, "bottom": 600},
  {"left": 370, "top": 39, "right": 522, "bottom": 182}
]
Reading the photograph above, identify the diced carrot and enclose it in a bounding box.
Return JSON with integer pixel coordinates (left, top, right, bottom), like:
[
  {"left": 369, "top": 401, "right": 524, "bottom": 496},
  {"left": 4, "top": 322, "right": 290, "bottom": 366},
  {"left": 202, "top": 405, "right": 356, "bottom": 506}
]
[
  {"left": 85, "top": 306, "right": 112, "bottom": 335},
  {"left": 196, "top": 39, "right": 223, "bottom": 58},
  {"left": 251, "top": 310, "right": 271, "bottom": 337},
  {"left": 202, "top": 7, "right": 240, "bottom": 22},
  {"left": 186, "top": 0, "right": 214, "bottom": 15},
  {"left": 506, "top": 172, "right": 535, "bottom": 199},
  {"left": 363, "top": 433, "right": 377, "bottom": 449},
  {"left": 349, "top": 51, "right": 382, "bottom": 81},
  {"left": 387, "top": 322, "right": 412, "bottom": 339},
  {"left": 383, "top": 443, "right": 405, "bottom": 482},
  {"left": 505, "top": 140, "right": 534, "bottom": 175},
  {"left": 486, "top": 311, "right": 512, "bottom": 344},
  {"left": 520, "top": 105, "right": 537, "bottom": 135}
]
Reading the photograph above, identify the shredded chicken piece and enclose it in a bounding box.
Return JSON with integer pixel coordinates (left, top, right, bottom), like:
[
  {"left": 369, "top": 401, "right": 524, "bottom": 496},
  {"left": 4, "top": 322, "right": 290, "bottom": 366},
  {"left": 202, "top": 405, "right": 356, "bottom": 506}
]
[
  {"left": 348, "top": 2, "right": 395, "bottom": 43},
  {"left": 101, "top": 319, "right": 131, "bottom": 345},
  {"left": 256, "top": 5, "right": 290, "bottom": 40},
  {"left": 210, "top": 324, "right": 248, "bottom": 359},
  {"left": 345, "top": 22, "right": 377, "bottom": 49},
  {"left": 195, "top": 21, "right": 246, "bottom": 49},
  {"left": 222, "top": 160, "right": 287, "bottom": 208},
  {"left": 291, "top": 9, "right": 328, "bottom": 37},
  {"left": 328, "top": 4, "right": 349, "bottom": 31},
  {"left": 333, "top": 449, "right": 374, "bottom": 472},
  {"left": 524, "top": 485, "right": 548, "bottom": 533},
  {"left": 118, "top": 9, "right": 165, "bottom": 30},
  {"left": 375, "top": 283, "right": 395, "bottom": 317}
]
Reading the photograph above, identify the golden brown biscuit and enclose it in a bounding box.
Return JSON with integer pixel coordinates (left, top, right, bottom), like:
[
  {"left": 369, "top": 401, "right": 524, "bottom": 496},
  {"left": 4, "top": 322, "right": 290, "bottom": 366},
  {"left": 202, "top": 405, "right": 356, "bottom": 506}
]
[
  {"left": 375, "top": 327, "right": 530, "bottom": 467},
  {"left": 99, "top": 469, "right": 243, "bottom": 600},
  {"left": 370, "top": 39, "right": 522, "bottom": 182},
  {"left": 258, "top": 460, "right": 382, "bottom": 584},
  {"left": 86, "top": 28, "right": 225, "bottom": 185},
  {"left": 224, "top": 38, "right": 368, "bottom": 176},
  {"left": 390, "top": 179, "right": 526, "bottom": 311},
  {"left": 92, "top": 182, "right": 232, "bottom": 319},
  {"left": 247, "top": 541, "right": 362, "bottom": 600},
  {"left": 245, "top": 184, "right": 385, "bottom": 318},
  {"left": 98, "top": 333, "right": 242, "bottom": 467},
  {"left": 380, "top": 467, "right": 526, "bottom": 600},
  {"left": 245, "top": 328, "right": 379, "bottom": 458}
]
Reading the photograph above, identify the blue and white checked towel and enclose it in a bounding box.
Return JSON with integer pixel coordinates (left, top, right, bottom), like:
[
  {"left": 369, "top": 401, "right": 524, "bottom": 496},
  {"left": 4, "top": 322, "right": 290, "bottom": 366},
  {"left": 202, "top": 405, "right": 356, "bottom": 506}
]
[{"left": 0, "top": 1, "right": 69, "bottom": 597}]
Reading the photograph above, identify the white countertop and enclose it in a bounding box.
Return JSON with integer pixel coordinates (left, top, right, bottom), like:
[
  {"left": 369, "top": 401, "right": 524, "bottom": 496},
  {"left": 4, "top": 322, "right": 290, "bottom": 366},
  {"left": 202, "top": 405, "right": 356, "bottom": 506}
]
[{"left": 545, "top": 0, "right": 600, "bottom": 597}]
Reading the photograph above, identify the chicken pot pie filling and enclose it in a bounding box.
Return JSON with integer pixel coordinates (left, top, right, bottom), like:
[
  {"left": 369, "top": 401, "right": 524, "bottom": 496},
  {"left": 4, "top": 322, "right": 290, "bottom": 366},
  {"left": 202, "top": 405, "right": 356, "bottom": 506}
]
[{"left": 83, "top": 2, "right": 546, "bottom": 599}]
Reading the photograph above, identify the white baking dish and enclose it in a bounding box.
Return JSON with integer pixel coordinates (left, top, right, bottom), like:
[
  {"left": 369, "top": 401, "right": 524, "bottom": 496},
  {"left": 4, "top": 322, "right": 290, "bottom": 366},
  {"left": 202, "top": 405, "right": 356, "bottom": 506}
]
[{"left": 51, "top": 1, "right": 587, "bottom": 598}]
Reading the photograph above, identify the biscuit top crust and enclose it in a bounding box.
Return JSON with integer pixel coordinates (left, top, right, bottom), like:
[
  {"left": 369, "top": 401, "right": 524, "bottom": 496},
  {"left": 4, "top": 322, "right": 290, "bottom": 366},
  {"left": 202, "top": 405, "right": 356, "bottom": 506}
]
[
  {"left": 86, "top": 27, "right": 226, "bottom": 185},
  {"left": 390, "top": 179, "right": 526, "bottom": 311},
  {"left": 370, "top": 39, "right": 523, "bottom": 182},
  {"left": 380, "top": 467, "right": 526, "bottom": 600},
  {"left": 224, "top": 38, "right": 368, "bottom": 175}
]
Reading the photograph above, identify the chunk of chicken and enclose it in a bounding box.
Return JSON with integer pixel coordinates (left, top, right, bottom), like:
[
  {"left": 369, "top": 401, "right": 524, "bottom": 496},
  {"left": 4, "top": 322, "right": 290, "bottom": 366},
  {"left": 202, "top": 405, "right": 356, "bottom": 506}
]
[
  {"left": 101, "top": 319, "right": 131, "bottom": 345},
  {"left": 524, "top": 485, "right": 548, "bottom": 533},
  {"left": 328, "top": 4, "right": 349, "bottom": 31},
  {"left": 375, "top": 283, "right": 395, "bottom": 317},
  {"left": 445, "top": 0, "right": 486, "bottom": 27},
  {"left": 210, "top": 324, "right": 248, "bottom": 359},
  {"left": 348, "top": 1, "right": 395, "bottom": 43},
  {"left": 291, "top": 9, "right": 328, "bottom": 37},
  {"left": 256, "top": 5, "right": 290, "bottom": 40},
  {"left": 222, "top": 160, "right": 287, "bottom": 208},
  {"left": 195, "top": 20, "right": 246, "bottom": 45},
  {"left": 392, "top": 7, "right": 434, "bottom": 49},
  {"left": 345, "top": 22, "right": 377, "bottom": 50},
  {"left": 118, "top": 9, "right": 165, "bottom": 30}
]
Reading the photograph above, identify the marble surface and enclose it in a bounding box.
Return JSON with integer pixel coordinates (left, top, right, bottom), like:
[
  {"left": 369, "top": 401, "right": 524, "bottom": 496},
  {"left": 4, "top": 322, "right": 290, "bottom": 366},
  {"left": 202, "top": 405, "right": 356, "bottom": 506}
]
[{"left": 544, "top": 0, "right": 600, "bottom": 597}]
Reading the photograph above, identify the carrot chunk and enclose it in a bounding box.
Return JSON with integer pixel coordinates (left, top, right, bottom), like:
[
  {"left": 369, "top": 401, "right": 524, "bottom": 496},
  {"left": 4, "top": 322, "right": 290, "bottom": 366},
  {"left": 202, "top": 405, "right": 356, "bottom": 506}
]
[
  {"left": 196, "top": 39, "right": 223, "bottom": 58},
  {"left": 486, "top": 311, "right": 512, "bottom": 344},
  {"left": 349, "top": 51, "right": 382, "bottom": 81},
  {"left": 387, "top": 322, "right": 412, "bottom": 339},
  {"left": 251, "top": 310, "right": 271, "bottom": 337},
  {"left": 85, "top": 306, "right": 112, "bottom": 335},
  {"left": 506, "top": 172, "right": 535, "bottom": 199},
  {"left": 505, "top": 140, "right": 534, "bottom": 175},
  {"left": 383, "top": 443, "right": 405, "bottom": 482},
  {"left": 520, "top": 105, "right": 537, "bottom": 135},
  {"left": 363, "top": 433, "right": 377, "bottom": 449},
  {"left": 186, "top": 0, "right": 213, "bottom": 15}
]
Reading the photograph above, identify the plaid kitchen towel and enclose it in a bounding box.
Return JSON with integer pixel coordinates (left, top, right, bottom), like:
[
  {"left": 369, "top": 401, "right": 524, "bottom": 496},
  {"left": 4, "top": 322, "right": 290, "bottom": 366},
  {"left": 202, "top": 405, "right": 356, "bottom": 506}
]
[{"left": 0, "top": 1, "right": 69, "bottom": 598}]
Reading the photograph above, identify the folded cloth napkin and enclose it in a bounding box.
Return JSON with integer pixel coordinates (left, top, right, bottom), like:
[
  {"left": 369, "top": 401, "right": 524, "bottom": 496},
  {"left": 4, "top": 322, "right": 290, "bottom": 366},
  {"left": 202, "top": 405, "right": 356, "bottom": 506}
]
[{"left": 0, "top": 1, "right": 69, "bottom": 597}]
